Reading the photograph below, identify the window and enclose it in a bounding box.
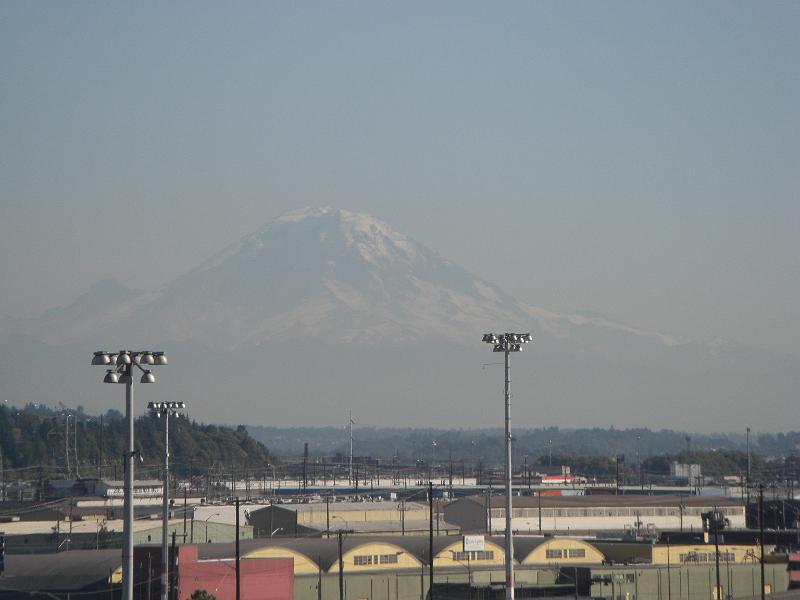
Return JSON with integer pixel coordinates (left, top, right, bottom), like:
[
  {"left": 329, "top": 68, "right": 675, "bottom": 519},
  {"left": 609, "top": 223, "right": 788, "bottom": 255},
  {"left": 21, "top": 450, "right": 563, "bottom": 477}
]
[
  {"left": 379, "top": 554, "right": 398, "bottom": 564},
  {"left": 451, "top": 551, "right": 495, "bottom": 562},
  {"left": 353, "top": 555, "right": 372, "bottom": 566},
  {"left": 568, "top": 548, "right": 586, "bottom": 558},
  {"left": 546, "top": 549, "right": 563, "bottom": 559}
]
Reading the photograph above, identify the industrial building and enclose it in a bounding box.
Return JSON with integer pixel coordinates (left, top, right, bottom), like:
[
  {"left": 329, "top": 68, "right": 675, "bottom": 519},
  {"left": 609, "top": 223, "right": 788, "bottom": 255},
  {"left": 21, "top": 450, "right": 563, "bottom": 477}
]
[
  {"left": 0, "top": 534, "right": 787, "bottom": 600},
  {"left": 248, "top": 500, "right": 459, "bottom": 537},
  {"left": 444, "top": 493, "right": 747, "bottom": 534},
  {"left": 0, "top": 517, "right": 251, "bottom": 553}
]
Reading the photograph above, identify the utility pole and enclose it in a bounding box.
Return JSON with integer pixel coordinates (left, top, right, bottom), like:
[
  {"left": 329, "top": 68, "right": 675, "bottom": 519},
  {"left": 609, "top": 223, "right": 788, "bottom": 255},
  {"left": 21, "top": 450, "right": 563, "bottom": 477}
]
[
  {"left": 303, "top": 442, "right": 309, "bottom": 492},
  {"left": 99, "top": 414, "right": 104, "bottom": 479},
  {"left": 538, "top": 491, "right": 542, "bottom": 535},
  {"left": 74, "top": 416, "right": 81, "bottom": 479},
  {"left": 666, "top": 536, "right": 672, "bottom": 600},
  {"left": 711, "top": 510, "right": 722, "bottom": 600},
  {"left": 636, "top": 434, "right": 641, "bottom": 490},
  {"left": 170, "top": 531, "right": 177, "bottom": 600},
  {"left": 326, "top": 495, "right": 331, "bottom": 539},
  {"left": 747, "top": 427, "right": 752, "bottom": 518},
  {"left": 338, "top": 529, "right": 345, "bottom": 600},
  {"left": 65, "top": 414, "right": 71, "bottom": 477},
  {"left": 746, "top": 427, "right": 751, "bottom": 483},
  {"left": 448, "top": 448, "right": 453, "bottom": 497}
]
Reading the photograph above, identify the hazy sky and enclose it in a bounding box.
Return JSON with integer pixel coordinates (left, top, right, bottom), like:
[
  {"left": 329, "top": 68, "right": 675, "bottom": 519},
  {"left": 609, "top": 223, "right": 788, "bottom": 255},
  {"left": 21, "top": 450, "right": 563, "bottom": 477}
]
[{"left": 2, "top": 2, "right": 798, "bottom": 356}]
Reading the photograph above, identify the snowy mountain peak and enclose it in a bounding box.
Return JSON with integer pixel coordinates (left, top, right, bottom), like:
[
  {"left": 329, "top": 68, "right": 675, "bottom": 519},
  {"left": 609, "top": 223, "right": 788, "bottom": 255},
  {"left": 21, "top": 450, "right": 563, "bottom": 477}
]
[
  {"left": 191, "top": 207, "right": 426, "bottom": 278},
  {"left": 2, "top": 207, "right": 683, "bottom": 351},
  {"left": 259, "top": 207, "right": 421, "bottom": 264}
]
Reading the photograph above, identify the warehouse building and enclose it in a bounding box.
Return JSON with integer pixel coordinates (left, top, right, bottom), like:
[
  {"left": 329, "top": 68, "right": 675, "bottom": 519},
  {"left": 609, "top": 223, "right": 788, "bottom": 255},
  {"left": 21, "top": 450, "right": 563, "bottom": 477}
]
[
  {"left": 0, "top": 517, "right": 251, "bottom": 553},
  {"left": 0, "top": 535, "right": 786, "bottom": 600},
  {"left": 248, "top": 500, "right": 459, "bottom": 537},
  {"left": 444, "top": 493, "right": 746, "bottom": 534}
]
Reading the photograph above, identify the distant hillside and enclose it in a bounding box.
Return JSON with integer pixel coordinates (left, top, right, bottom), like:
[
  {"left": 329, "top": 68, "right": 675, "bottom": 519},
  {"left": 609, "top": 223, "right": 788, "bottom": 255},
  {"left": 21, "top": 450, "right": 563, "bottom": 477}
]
[
  {"left": 0, "top": 404, "right": 274, "bottom": 481},
  {"left": 249, "top": 425, "right": 799, "bottom": 479}
]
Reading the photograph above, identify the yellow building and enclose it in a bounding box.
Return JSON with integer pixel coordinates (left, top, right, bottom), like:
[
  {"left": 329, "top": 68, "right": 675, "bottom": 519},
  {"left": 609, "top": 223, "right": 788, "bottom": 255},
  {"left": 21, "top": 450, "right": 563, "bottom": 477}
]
[
  {"left": 516, "top": 537, "right": 605, "bottom": 565},
  {"left": 199, "top": 534, "right": 607, "bottom": 576},
  {"left": 652, "top": 543, "right": 761, "bottom": 565}
]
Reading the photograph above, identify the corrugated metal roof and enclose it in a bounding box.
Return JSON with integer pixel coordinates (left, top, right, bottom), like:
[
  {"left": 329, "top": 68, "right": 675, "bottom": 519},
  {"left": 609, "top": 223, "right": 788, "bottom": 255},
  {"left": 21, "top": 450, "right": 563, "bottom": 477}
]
[
  {"left": 0, "top": 549, "right": 120, "bottom": 591},
  {"left": 196, "top": 534, "right": 481, "bottom": 570}
]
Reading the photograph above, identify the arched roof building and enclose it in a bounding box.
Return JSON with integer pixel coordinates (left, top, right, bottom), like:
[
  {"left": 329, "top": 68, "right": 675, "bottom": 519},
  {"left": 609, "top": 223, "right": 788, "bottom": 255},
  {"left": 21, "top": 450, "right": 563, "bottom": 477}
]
[
  {"left": 514, "top": 537, "right": 605, "bottom": 565},
  {"left": 195, "top": 535, "right": 606, "bottom": 574}
]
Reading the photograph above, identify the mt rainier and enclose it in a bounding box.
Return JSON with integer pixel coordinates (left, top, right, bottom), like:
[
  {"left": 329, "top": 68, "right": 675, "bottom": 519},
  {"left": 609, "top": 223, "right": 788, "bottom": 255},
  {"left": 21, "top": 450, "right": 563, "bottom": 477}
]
[{"left": 0, "top": 207, "right": 795, "bottom": 429}]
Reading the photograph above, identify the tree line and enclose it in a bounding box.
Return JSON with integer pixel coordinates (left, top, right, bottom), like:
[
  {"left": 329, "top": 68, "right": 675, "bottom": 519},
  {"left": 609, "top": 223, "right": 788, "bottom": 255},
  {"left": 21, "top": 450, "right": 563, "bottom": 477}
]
[{"left": 0, "top": 403, "right": 274, "bottom": 481}]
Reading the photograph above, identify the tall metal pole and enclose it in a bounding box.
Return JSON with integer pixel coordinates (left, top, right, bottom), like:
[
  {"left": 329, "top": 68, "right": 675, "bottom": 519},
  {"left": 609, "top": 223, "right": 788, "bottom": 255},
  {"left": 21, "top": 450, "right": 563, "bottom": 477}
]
[
  {"left": 74, "top": 416, "right": 81, "bottom": 479},
  {"left": 538, "top": 491, "right": 542, "bottom": 535},
  {"left": 349, "top": 411, "right": 354, "bottom": 485},
  {"left": 746, "top": 427, "right": 751, "bottom": 483},
  {"left": 338, "top": 529, "right": 344, "bottom": 600},
  {"left": 503, "top": 344, "right": 514, "bottom": 600},
  {"left": 428, "top": 481, "right": 434, "bottom": 599},
  {"left": 94, "top": 350, "right": 167, "bottom": 600},
  {"left": 236, "top": 497, "right": 241, "bottom": 600},
  {"left": 483, "top": 333, "right": 529, "bottom": 600},
  {"left": 746, "top": 427, "right": 752, "bottom": 520},
  {"left": 666, "top": 536, "right": 672, "bottom": 600},
  {"left": 123, "top": 368, "right": 134, "bottom": 600},
  {"left": 759, "top": 484, "right": 765, "bottom": 600},
  {"left": 161, "top": 413, "right": 169, "bottom": 600},
  {"left": 713, "top": 513, "right": 722, "bottom": 600},
  {"left": 65, "top": 415, "right": 71, "bottom": 477}
]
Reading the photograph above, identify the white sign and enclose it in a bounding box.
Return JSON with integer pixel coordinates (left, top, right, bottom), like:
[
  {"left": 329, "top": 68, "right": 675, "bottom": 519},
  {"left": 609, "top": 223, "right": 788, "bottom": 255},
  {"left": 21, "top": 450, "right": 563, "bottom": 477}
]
[{"left": 463, "top": 535, "right": 485, "bottom": 552}]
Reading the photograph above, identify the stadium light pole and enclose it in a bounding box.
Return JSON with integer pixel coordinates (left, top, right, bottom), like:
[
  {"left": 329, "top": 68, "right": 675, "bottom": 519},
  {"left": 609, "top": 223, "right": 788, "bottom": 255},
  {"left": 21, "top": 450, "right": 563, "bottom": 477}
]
[
  {"left": 148, "top": 401, "right": 185, "bottom": 600},
  {"left": 92, "top": 350, "right": 168, "bottom": 600},
  {"left": 482, "top": 332, "right": 532, "bottom": 600}
]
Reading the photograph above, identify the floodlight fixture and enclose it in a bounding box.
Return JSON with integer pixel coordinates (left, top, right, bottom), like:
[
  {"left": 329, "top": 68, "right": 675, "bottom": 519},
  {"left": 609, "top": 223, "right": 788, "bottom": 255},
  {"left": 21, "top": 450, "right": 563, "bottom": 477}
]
[
  {"left": 146, "top": 398, "right": 185, "bottom": 600},
  {"left": 91, "top": 349, "right": 168, "bottom": 600},
  {"left": 481, "top": 331, "right": 533, "bottom": 600},
  {"left": 92, "top": 352, "right": 111, "bottom": 366}
]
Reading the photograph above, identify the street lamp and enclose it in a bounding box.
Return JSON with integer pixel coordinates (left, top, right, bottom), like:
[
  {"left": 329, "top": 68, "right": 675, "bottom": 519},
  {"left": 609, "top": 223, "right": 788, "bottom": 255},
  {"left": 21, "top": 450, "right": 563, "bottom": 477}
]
[
  {"left": 204, "top": 512, "right": 220, "bottom": 543},
  {"left": 482, "top": 332, "right": 532, "bottom": 600},
  {"left": 148, "top": 401, "right": 186, "bottom": 600},
  {"left": 92, "top": 350, "right": 168, "bottom": 600}
]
